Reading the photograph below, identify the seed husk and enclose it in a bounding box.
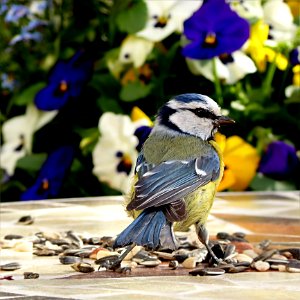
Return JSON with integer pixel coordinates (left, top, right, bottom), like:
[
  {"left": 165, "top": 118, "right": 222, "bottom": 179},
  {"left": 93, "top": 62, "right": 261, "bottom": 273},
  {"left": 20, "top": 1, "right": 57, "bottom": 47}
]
[
  {"left": 252, "top": 249, "right": 277, "bottom": 262},
  {"left": 4, "top": 234, "right": 24, "bottom": 240},
  {"left": 189, "top": 267, "right": 225, "bottom": 276},
  {"left": 169, "top": 260, "right": 179, "bottom": 270},
  {"left": 24, "top": 272, "right": 39, "bottom": 279},
  {"left": 18, "top": 215, "right": 34, "bottom": 225},
  {"left": 71, "top": 262, "right": 94, "bottom": 273},
  {"left": 59, "top": 255, "right": 81, "bottom": 265},
  {"left": 0, "top": 262, "right": 21, "bottom": 271}
]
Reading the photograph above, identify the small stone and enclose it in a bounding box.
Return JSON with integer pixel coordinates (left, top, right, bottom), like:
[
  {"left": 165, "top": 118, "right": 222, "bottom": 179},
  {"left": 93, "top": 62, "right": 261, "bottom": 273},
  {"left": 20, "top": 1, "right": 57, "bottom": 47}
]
[
  {"left": 153, "top": 251, "right": 174, "bottom": 260},
  {"left": 243, "top": 249, "right": 258, "bottom": 259},
  {"left": 14, "top": 241, "right": 33, "bottom": 252},
  {"left": 182, "top": 257, "right": 197, "bottom": 269},
  {"left": 235, "top": 253, "right": 253, "bottom": 263},
  {"left": 278, "top": 265, "right": 287, "bottom": 272},
  {"left": 139, "top": 260, "right": 161, "bottom": 267},
  {"left": 253, "top": 260, "right": 270, "bottom": 272},
  {"left": 96, "top": 250, "right": 119, "bottom": 260},
  {"left": 286, "top": 261, "right": 300, "bottom": 273},
  {"left": 271, "top": 254, "right": 288, "bottom": 261}
]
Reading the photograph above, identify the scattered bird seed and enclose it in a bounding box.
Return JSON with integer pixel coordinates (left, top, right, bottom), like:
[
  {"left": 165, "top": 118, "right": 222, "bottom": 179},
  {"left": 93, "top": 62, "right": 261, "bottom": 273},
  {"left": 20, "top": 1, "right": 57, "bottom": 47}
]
[
  {"left": 139, "top": 260, "right": 161, "bottom": 267},
  {"left": 253, "top": 261, "right": 270, "bottom": 272}
]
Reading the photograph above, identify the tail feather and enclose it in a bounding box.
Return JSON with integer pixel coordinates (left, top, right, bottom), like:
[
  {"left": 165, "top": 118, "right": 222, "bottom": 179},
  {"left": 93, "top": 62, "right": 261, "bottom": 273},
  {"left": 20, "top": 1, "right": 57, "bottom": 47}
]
[{"left": 114, "top": 209, "right": 177, "bottom": 250}]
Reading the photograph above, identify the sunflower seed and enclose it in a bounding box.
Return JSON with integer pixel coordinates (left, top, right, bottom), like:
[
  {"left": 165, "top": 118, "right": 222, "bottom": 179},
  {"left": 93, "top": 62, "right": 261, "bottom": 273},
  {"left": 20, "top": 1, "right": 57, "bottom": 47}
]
[
  {"left": 71, "top": 262, "right": 94, "bottom": 273},
  {"left": 59, "top": 255, "right": 81, "bottom": 265},
  {"left": 169, "top": 260, "right": 179, "bottom": 270},
  {"left": 0, "top": 262, "right": 21, "bottom": 271},
  {"left": 17, "top": 215, "right": 34, "bottom": 225}
]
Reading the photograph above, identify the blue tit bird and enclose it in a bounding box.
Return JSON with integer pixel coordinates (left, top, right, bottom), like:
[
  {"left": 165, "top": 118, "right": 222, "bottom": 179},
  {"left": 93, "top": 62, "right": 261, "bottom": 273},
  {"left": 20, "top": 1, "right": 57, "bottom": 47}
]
[{"left": 114, "top": 93, "right": 234, "bottom": 262}]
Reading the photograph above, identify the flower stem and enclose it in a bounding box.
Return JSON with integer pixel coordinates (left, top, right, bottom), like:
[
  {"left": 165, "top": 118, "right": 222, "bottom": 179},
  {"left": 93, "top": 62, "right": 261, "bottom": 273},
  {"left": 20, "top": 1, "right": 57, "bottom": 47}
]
[
  {"left": 262, "top": 56, "right": 277, "bottom": 100},
  {"left": 212, "top": 57, "right": 223, "bottom": 105}
]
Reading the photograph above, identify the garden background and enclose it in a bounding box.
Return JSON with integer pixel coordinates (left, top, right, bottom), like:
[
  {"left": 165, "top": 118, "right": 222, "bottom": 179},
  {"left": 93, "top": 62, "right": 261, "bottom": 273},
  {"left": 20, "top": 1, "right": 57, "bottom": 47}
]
[{"left": 1, "top": 0, "right": 299, "bottom": 202}]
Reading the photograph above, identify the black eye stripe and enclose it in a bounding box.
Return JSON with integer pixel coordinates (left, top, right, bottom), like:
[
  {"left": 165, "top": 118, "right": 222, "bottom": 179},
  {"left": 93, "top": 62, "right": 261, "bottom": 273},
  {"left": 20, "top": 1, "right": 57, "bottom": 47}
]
[{"left": 189, "top": 108, "right": 217, "bottom": 120}]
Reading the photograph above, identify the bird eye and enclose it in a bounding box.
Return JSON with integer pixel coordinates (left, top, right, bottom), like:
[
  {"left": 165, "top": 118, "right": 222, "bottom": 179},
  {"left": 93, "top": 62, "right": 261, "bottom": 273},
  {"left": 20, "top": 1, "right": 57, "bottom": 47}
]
[{"left": 193, "top": 108, "right": 216, "bottom": 120}]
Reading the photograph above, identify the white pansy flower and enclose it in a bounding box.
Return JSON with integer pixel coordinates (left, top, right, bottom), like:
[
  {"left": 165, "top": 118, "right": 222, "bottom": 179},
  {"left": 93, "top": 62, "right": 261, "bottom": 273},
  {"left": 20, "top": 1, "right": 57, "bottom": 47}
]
[
  {"left": 136, "top": 0, "right": 202, "bottom": 42},
  {"left": 230, "top": 0, "right": 263, "bottom": 20},
  {"left": 263, "top": 0, "right": 296, "bottom": 43},
  {"left": 119, "top": 35, "right": 154, "bottom": 68},
  {"left": 186, "top": 51, "right": 257, "bottom": 84},
  {"left": 92, "top": 113, "right": 139, "bottom": 194},
  {"left": 0, "top": 104, "right": 57, "bottom": 176}
]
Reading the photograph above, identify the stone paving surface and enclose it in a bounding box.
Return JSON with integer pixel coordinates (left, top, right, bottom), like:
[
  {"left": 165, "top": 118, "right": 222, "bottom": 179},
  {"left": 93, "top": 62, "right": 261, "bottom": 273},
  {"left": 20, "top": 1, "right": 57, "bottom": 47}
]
[{"left": 0, "top": 191, "right": 299, "bottom": 299}]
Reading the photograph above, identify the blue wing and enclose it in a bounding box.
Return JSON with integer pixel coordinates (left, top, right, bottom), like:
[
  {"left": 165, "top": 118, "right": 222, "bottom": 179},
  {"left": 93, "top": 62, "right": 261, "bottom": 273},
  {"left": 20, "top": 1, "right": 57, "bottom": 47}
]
[{"left": 127, "top": 148, "right": 220, "bottom": 211}]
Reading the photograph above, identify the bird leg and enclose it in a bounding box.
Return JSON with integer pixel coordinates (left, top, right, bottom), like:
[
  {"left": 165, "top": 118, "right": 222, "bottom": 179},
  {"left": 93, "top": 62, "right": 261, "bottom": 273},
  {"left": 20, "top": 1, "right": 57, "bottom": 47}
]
[
  {"left": 97, "top": 243, "right": 136, "bottom": 272},
  {"left": 196, "top": 223, "right": 222, "bottom": 265}
]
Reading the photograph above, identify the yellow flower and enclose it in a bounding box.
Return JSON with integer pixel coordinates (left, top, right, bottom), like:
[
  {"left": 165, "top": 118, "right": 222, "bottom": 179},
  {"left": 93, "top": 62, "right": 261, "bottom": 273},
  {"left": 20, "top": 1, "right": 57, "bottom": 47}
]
[
  {"left": 292, "top": 65, "right": 300, "bottom": 86},
  {"left": 215, "top": 133, "right": 260, "bottom": 191},
  {"left": 246, "top": 20, "right": 288, "bottom": 72}
]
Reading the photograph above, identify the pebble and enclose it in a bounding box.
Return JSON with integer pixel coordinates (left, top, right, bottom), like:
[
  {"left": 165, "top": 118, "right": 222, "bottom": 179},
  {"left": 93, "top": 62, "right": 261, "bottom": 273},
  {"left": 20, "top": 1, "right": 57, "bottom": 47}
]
[
  {"left": 138, "top": 260, "right": 161, "bottom": 267},
  {"left": 286, "top": 261, "right": 300, "bottom": 273},
  {"left": 243, "top": 249, "right": 258, "bottom": 259},
  {"left": 96, "top": 250, "right": 119, "bottom": 260},
  {"left": 182, "top": 257, "right": 197, "bottom": 269},
  {"left": 235, "top": 253, "right": 253, "bottom": 263},
  {"left": 253, "top": 260, "right": 270, "bottom": 272},
  {"left": 14, "top": 241, "right": 33, "bottom": 252}
]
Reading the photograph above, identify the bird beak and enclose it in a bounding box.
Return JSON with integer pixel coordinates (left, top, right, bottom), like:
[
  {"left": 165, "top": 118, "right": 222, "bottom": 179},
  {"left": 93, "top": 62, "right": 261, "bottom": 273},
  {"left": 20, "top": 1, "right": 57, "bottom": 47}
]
[{"left": 215, "top": 116, "right": 235, "bottom": 127}]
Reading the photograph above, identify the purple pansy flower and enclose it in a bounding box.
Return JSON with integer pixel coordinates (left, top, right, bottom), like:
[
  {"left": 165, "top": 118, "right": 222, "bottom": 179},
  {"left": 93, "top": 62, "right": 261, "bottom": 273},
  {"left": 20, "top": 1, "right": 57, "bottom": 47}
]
[
  {"left": 21, "top": 146, "right": 75, "bottom": 200},
  {"left": 35, "top": 52, "right": 93, "bottom": 111},
  {"left": 182, "top": 0, "right": 250, "bottom": 59},
  {"left": 134, "top": 125, "right": 152, "bottom": 152},
  {"left": 258, "top": 141, "right": 300, "bottom": 180},
  {"left": 290, "top": 46, "right": 300, "bottom": 66}
]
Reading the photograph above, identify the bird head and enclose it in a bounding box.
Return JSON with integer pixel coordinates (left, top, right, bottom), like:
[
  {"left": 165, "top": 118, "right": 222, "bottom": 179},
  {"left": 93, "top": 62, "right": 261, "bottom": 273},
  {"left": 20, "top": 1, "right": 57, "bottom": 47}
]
[{"left": 155, "top": 93, "right": 234, "bottom": 140}]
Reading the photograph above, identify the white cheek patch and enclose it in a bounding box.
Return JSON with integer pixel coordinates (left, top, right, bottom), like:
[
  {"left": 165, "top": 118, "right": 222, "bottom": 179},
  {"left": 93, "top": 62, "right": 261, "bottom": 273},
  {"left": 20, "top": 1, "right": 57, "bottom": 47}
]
[{"left": 169, "top": 111, "right": 214, "bottom": 140}]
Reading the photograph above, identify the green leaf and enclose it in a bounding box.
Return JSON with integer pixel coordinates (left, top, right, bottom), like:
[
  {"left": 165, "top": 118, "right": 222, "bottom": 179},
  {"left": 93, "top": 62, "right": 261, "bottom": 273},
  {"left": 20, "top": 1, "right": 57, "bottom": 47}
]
[
  {"left": 13, "top": 82, "right": 46, "bottom": 106},
  {"left": 16, "top": 153, "right": 47, "bottom": 172},
  {"left": 120, "top": 82, "right": 153, "bottom": 102},
  {"left": 115, "top": 0, "right": 147, "bottom": 34},
  {"left": 97, "top": 96, "right": 123, "bottom": 113}
]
